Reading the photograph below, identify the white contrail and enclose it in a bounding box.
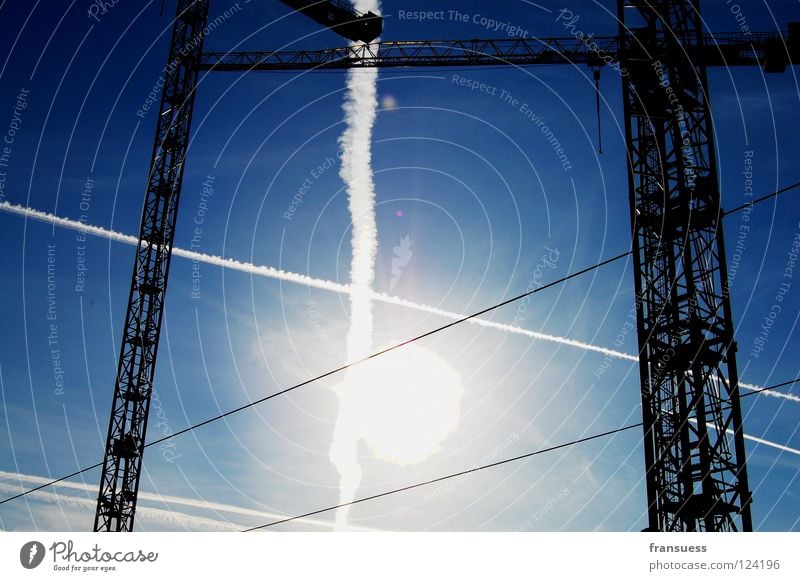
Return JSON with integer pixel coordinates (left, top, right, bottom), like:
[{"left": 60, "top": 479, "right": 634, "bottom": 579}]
[
  {"left": 0, "top": 201, "right": 347, "bottom": 294},
  {"left": 737, "top": 431, "right": 800, "bottom": 456},
  {"left": 3, "top": 198, "right": 635, "bottom": 359},
  {"left": 686, "top": 421, "right": 800, "bottom": 457},
  {"left": 0, "top": 480, "right": 240, "bottom": 531},
  {"left": 339, "top": 68, "right": 379, "bottom": 359},
  {"left": 2, "top": 200, "right": 793, "bottom": 404},
  {"left": 329, "top": 0, "right": 383, "bottom": 531},
  {"left": 738, "top": 382, "right": 800, "bottom": 403},
  {"left": 2, "top": 201, "right": 141, "bottom": 245},
  {"left": 0, "top": 470, "right": 378, "bottom": 531}
]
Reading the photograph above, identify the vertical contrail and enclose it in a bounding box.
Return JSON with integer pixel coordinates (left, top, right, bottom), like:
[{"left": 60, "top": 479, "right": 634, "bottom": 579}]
[
  {"left": 330, "top": 0, "right": 382, "bottom": 531},
  {"left": 340, "top": 64, "right": 379, "bottom": 362}
]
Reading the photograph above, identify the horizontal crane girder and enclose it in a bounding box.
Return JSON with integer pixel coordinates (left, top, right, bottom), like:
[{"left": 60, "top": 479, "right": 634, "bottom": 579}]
[
  {"left": 278, "top": 0, "right": 382, "bottom": 43},
  {"left": 197, "top": 32, "right": 794, "bottom": 71}
]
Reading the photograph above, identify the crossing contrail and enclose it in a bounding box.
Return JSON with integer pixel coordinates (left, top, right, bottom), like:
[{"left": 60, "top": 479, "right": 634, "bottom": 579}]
[
  {"left": 330, "top": 0, "right": 383, "bottom": 530},
  {"left": 1, "top": 200, "right": 794, "bottom": 404}
]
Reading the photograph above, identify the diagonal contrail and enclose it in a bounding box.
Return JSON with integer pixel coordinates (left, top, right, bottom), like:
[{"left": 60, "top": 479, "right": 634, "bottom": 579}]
[
  {"left": 0, "top": 479, "right": 241, "bottom": 531},
  {"left": 686, "top": 420, "right": 800, "bottom": 457},
  {"left": 0, "top": 470, "right": 379, "bottom": 531},
  {"left": 0, "top": 201, "right": 643, "bottom": 359},
  {"left": 1, "top": 200, "right": 794, "bottom": 403}
]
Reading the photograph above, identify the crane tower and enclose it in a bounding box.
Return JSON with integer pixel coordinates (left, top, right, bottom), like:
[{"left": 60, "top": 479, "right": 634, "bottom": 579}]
[{"left": 618, "top": 0, "right": 752, "bottom": 531}]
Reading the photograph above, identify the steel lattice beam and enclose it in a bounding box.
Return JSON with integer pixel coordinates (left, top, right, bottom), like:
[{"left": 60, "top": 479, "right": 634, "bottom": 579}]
[
  {"left": 94, "top": 0, "right": 210, "bottom": 532},
  {"left": 618, "top": 0, "right": 752, "bottom": 531},
  {"left": 197, "top": 32, "right": 789, "bottom": 71}
]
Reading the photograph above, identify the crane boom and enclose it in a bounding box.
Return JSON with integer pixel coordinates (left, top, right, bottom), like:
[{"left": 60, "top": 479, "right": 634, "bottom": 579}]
[
  {"left": 197, "top": 31, "right": 797, "bottom": 71},
  {"left": 278, "top": 0, "right": 382, "bottom": 43}
]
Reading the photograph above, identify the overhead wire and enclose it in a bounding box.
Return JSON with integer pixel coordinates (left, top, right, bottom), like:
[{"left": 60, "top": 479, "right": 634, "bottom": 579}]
[
  {"left": 0, "top": 180, "right": 797, "bottom": 508},
  {"left": 244, "top": 424, "right": 643, "bottom": 531},
  {"left": 722, "top": 180, "right": 800, "bottom": 217},
  {"left": 739, "top": 377, "right": 800, "bottom": 400}
]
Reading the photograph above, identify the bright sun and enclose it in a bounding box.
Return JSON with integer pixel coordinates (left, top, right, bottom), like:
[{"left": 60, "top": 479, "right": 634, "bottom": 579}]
[{"left": 334, "top": 344, "right": 464, "bottom": 466}]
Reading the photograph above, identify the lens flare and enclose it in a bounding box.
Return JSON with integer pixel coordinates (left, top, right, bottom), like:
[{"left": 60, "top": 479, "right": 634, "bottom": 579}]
[{"left": 335, "top": 344, "right": 464, "bottom": 466}]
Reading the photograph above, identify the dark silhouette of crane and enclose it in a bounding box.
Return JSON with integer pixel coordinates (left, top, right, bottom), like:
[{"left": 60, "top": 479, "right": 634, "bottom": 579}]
[
  {"left": 278, "top": 0, "right": 382, "bottom": 42},
  {"left": 94, "top": 0, "right": 798, "bottom": 532}
]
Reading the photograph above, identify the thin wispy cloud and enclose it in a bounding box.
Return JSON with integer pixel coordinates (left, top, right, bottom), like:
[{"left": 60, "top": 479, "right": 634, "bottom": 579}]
[
  {"left": 0, "top": 470, "right": 379, "bottom": 531},
  {"left": 0, "top": 479, "right": 240, "bottom": 531}
]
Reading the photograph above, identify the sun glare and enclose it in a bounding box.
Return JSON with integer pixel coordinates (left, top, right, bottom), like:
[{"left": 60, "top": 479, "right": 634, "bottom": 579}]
[{"left": 334, "top": 344, "right": 464, "bottom": 466}]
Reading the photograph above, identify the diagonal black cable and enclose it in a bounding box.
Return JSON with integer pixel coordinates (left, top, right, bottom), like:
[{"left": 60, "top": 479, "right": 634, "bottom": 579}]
[
  {"left": 740, "top": 377, "right": 800, "bottom": 399},
  {"left": 244, "top": 424, "right": 643, "bottom": 531},
  {"left": 1, "top": 179, "right": 797, "bottom": 507},
  {"left": 722, "top": 180, "right": 800, "bottom": 217}
]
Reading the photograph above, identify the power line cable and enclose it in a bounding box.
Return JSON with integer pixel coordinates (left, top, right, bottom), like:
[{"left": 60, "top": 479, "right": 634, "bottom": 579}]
[
  {"left": 0, "top": 180, "right": 797, "bottom": 507},
  {"left": 243, "top": 423, "right": 643, "bottom": 531},
  {"left": 722, "top": 180, "right": 800, "bottom": 217},
  {"left": 739, "top": 377, "right": 800, "bottom": 399}
]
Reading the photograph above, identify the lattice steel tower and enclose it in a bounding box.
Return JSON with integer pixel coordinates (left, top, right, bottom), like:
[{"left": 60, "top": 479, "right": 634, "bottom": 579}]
[
  {"left": 618, "top": 0, "right": 752, "bottom": 531},
  {"left": 94, "top": 0, "right": 210, "bottom": 532}
]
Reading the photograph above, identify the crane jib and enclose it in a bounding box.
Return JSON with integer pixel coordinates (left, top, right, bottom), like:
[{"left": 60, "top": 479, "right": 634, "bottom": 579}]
[{"left": 278, "top": 0, "right": 383, "bottom": 43}]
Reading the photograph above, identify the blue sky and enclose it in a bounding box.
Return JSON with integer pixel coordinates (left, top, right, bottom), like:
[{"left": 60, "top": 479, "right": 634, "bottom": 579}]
[{"left": 0, "top": 0, "right": 798, "bottom": 532}]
